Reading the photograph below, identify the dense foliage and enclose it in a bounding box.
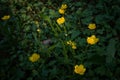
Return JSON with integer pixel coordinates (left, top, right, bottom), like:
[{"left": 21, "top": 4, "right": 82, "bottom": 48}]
[{"left": 0, "top": 0, "right": 120, "bottom": 80}]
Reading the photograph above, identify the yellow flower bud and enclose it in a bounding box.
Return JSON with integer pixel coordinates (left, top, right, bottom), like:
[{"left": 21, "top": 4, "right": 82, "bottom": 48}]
[
  {"left": 59, "top": 9, "right": 65, "bottom": 14},
  {"left": 72, "top": 45, "right": 77, "bottom": 49},
  {"left": 1, "top": 15, "right": 10, "bottom": 20},
  {"left": 88, "top": 23, "right": 96, "bottom": 30},
  {"left": 37, "top": 29, "right": 41, "bottom": 32},
  {"left": 67, "top": 40, "right": 77, "bottom": 49},
  {"left": 61, "top": 4, "right": 67, "bottom": 9}
]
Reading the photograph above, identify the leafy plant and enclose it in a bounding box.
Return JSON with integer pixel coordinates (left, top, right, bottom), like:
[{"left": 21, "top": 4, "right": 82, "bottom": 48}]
[{"left": 0, "top": 0, "right": 120, "bottom": 80}]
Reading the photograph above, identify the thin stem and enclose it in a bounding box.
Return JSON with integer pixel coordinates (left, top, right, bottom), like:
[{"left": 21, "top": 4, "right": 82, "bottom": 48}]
[
  {"left": 49, "top": 21, "right": 58, "bottom": 37},
  {"left": 54, "top": 21, "right": 62, "bottom": 33},
  {"left": 60, "top": 40, "right": 68, "bottom": 61}
]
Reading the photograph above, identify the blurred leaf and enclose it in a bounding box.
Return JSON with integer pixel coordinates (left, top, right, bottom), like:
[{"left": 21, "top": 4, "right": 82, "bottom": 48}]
[
  {"left": 32, "top": 69, "right": 39, "bottom": 77},
  {"left": 96, "top": 29, "right": 104, "bottom": 34},
  {"left": 71, "top": 30, "right": 80, "bottom": 39},
  {"left": 49, "top": 9, "right": 58, "bottom": 18},
  {"left": 77, "top": 37, "right": 86, "bottom": 46},
  {"left": 41, "top": 68, "right": 49, "bottom": 77},
  {"left": 48, "top": 60, "right": 56, "bottom": 66},
  {"left": 82, "top": 16, "right": 93, "bottom": 25},
  {"left": 40, "top": 13, "right": 51, "bottom": 23},
  {"left": 95, "top": 66, "right": 106, "bottom": 76},
  {"left": 49, "top": 66, "right": 58, "bottom": 79},
  {"left": 82, "top": 9, "right": 93, "bottom": 17},
  {"left": 16, "top": 69, "right": 25, "bottom": 79},
  {"left": 106, "top": 39, "right": 116, "bottom": 64},
  {"left": 95, "top": 15, "right": 104, "bottom": 24},
  {"left": 76, "top": 8, "right": 82, "bottom": 16},
  {"left": 27, "top": 77, "right": 33, "bottom": 80},
  {"left": 87, "top": 54, "right": 106, "bottom": 64},
  {"left": 115, "top": 68, "right": 120, "bottom": 77},
  {"left": 9, "top": 68, "right": 24, "bottom": 80}
]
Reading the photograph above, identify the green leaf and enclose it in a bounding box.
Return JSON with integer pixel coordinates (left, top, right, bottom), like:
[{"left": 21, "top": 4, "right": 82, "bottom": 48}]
[
  {"left": 40, "top": 13, "right": 51, "bottom": 23},
  {"left": 49, "top": 9, "right": 58, "bottom": 18},
  {"left": 87, "top": 54, "right": 106, "bottom": 64},
  {"left": 32, "top": 69, "right": 39, "bottom": 76},
  {"left": 95, "top": 15, "right": 104, "bottom": 24},
  {"left": 81, "top": 16, "right": 93, "bottom": 25},
  {"left": 95, "top": 66, "right": 106, "bottom": 76},
  {"left": 27, "top": 77, "right": 33, "bottom": 80},
  {"left": 71, "top": 30, "right": 80, "bottom": 40},
  {"left": 106, "top": 39, "right": 116, "bottom": 64}
]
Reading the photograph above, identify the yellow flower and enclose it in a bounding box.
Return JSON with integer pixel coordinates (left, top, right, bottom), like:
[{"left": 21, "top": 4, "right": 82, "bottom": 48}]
[
  {"left": 57, "top": 17, "right": 65, "bottom": 25},
  {"left": 61, "top": 4, "right": 67, "bottom": 9},
  {"left": 87, "top": 35, "right": 99, "bottom": 45},
  {"left": 59, "top": 8, "right": 65, "bottom": 14},
  {"left": 71, "top": 42, "right": 77, "bottom": 49},
  {"left": 1, "top": 15, "right": 10, "bottom": 20},
  {"left": 67, "top": 40, "right": 77, "bottom": 49},
  {"left": 29, "top": 53, "right": 40, "bottom": 62},
  {"left": 74, "top": 64, "right": 86, "bottom": 75},
  {"left": 35, "top": 21, "right": 38, "bottom": 24},
  {"left": 37, "top": 28, "right": 41, "bottom": 32},
  {"left": 72, "top": 45, "right": 77, "bottom": 49},
  {"left": 67, "top": 40, "right": 72, "bottom": 45},
  {"left": 88, "top": 23, "right": 96, "bottom": 30},
  {"left": 34, "top": 21, "right": 39, "bottom": 27}
]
